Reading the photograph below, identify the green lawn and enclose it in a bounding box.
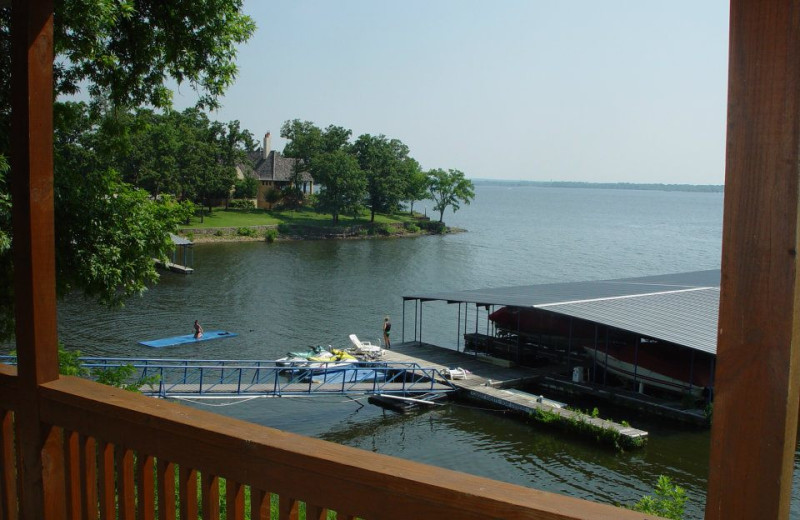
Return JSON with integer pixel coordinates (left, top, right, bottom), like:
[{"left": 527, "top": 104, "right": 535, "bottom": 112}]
[{"left": 181, "top": 207, "right": 423, "bottom": 230}]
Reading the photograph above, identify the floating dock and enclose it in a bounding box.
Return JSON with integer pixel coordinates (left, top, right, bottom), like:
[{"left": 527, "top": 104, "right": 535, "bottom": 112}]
[{"left": 383, "top": 342, "right": 648, "bottom": 447}]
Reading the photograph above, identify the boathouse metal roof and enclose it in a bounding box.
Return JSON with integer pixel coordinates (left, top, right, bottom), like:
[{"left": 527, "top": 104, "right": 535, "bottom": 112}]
[{"left": 403, "top": 269, "right": 720, "bottom": 355}]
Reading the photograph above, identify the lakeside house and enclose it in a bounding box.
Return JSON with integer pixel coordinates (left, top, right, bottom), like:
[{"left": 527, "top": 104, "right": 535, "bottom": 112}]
[{"left": 236, "top": 132, "right": 314, "bottom": 209}]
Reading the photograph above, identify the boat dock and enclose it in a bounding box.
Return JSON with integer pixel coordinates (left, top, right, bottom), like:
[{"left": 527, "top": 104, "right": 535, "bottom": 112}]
[{"left": 383, "top": 342, "right": 648, "bottom": 447}]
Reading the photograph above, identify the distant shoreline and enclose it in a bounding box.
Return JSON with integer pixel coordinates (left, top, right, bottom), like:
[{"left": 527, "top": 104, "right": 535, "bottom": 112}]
[{"left": 471, "top": 180, "right": 723, "bottom": 193}]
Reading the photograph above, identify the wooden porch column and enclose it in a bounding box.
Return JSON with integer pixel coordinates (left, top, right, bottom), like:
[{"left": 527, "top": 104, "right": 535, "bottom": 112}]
[
  {"left": 10, "top": 0, "right": 60, "bottom": 518},
  {"left": 706, "top": 1, "right": 800, "bottom": 518}
]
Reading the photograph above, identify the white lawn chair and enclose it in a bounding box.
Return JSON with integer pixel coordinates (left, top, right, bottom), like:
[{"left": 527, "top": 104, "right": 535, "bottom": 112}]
[{"left": 349, "top": 334, "right": 384, "bottom": 359}]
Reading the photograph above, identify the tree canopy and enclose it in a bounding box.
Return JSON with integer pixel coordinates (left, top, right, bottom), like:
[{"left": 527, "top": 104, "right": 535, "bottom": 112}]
[
  {"left": 0, "top": 1, "right": 255, "bottom": 340},
  {"left": 428, "top": 168, "right": 476, "bottom": 222}
]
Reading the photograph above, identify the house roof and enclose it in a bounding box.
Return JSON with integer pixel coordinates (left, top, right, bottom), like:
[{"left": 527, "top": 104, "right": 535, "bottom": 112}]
[
  {"left": 404, "top": 269, "right": 720, "bottom": 355},
  {"left": 245, "top": 151, "right": 313, "bottom": 183}
]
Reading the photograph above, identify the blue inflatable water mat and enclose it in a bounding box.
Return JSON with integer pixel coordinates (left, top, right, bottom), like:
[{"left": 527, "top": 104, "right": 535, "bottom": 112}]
[{"left": 139, "top": 330, "right": 238, "bottom": 348}]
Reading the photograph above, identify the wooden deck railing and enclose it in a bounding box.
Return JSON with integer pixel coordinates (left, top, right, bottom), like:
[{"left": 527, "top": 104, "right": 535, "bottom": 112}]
[{"left": 0, "top": 364, "right": 655, "bottom": 520}]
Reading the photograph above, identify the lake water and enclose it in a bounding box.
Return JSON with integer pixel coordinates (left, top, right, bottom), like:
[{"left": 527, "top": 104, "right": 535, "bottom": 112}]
[{"left": 37, "top": 185, "right": 800, "bottom": 518}]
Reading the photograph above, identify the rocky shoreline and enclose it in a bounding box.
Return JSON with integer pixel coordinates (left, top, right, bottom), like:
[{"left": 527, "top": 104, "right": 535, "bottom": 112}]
[{"left": 182, "top": 226, "right": 465, "bottom": 244}]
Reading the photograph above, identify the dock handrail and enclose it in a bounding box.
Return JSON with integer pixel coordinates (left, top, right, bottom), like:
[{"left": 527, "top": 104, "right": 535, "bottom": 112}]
[{"left": 0, "top": 356, "right": 458, "bottom": 398}]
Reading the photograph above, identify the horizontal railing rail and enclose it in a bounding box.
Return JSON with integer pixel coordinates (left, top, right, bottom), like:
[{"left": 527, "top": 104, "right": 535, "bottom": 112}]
[{"left": 0, "top": 365, "right": 655, "bottom": 519}]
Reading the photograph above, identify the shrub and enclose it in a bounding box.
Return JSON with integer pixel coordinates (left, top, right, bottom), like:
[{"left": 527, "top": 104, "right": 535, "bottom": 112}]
[
  {"left": 264, "top": 229, "right": 278, "bottom": 243},
  {"left": 373, "top": 223, "right": 392, "bottom": 236},
  {"left": 277, "top": 223, "right": 291, "bottom": 235},
  {"left": 404, "top": 222, "right": 420, "bottom": 233},
  {"left": 630, "top": 475, "right": 687, "bottom": 520},
  {"left": 236, "top": 227, "right": 256, "bottom": 237},
  {"left": 420, "top": 221, "right": 446, "bottom": 234},
  {"left": 228, "top": 199, "right": 254, "bottom": 209},
  {"left": 214, "top": 230, "right": 224, "bottom": 237}
]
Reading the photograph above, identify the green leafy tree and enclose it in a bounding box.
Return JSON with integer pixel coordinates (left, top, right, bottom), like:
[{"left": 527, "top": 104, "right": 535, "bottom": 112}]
[
  {"left": 402, "top": 159, "right": 427, "bottom": 215},
  {"left": 352, "top": 134, "right": 410, "bottom": 221},
  {"left": 281, "top": 119, "right": 323, "bottom": 190},
  {"left": 0, "top": 2, "right": 255, "bottom": 340},
  {"left": 263, "top": 187, "right": 282, "bottom": 210},
  {"left": 427, "top": 168, "right": 475, "bottom": 223},
  {"left": 234, "top": 176, "right": 259, "bottom": 199},
  {"left": 311, "top": 151, "right": 366, "bottom": 223}
]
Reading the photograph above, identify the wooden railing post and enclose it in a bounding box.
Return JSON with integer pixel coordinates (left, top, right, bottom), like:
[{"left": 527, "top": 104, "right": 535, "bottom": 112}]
[
  {"left": 706, "top": 1, "right": 800, "bottom": 518},
  {"left": 10, "top": 0, "right": 59, "bottom": 519}
]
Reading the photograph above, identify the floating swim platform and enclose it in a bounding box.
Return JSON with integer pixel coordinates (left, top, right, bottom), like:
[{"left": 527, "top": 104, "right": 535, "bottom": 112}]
[{"left": 139, "top": 330, "right": 237, "bottom": 348}]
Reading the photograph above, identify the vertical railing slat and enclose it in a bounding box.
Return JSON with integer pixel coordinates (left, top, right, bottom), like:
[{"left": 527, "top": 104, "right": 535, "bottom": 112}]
[
  {"left": 201, "top": 473, "right": 220, "bottom": 520},
  {"left": 65, "top": 431, "right": 81, "bottom": 519},
  {"left": 278, "top": 497, "right": 299, "bottom": 520},
  {"left": 0, "top": 410, "right": 17, "bottom": 520},
  {"left": 97, "top": 441, "right": 115, "bottom": 520},
  {"left": 226, "top": 480, "right": 244, "bottom": 520},
  {"left": 136, "top": 454, "right": 155, "bottom": 520},
  {"left": 157, "top": 459, "right": 176, "bottom": 520},
  {"left": 80, "top": 435, "right": 98, "bottom": 520},
  {"left": 248, "top": 488, "right": 268, "bottom": 520},
  {"left": 305, "top": 504, "right": 328, "bottom": 520},
  {"left": 41, "top": 426, "right": 67, "bottom": 519},
  {"left": 116, "top": 447, "right": 135, "bottom": 520},
  {"left": 178, "top": 466, "right": 198, "bottom": 520}
]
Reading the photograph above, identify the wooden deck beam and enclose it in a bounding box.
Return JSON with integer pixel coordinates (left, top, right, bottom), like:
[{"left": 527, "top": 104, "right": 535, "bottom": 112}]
[{"left": 706, "top": 1, "right": 800, "bottom": 518}]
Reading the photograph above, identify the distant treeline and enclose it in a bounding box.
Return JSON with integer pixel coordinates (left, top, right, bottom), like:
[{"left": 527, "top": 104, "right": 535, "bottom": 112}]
[{"left": 472, "top": 179, "right": 724, "bottom": 193}]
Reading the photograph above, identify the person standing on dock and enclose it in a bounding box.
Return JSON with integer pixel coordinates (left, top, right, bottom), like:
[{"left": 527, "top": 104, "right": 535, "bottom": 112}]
[
  {"left": 383, "top": 316, "right": 392, "bottom": 349},
  {"left": 193, "top": 320, "right": 204, "bottom": 339}
]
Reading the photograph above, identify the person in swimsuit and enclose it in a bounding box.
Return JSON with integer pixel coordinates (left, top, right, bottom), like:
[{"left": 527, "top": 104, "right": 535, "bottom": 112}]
[
  {"left": 382, "top": 316, "right": 391, "bottom": 349},
  {"left": 193, "top": 320, "right": 204, "bottom": 339}
]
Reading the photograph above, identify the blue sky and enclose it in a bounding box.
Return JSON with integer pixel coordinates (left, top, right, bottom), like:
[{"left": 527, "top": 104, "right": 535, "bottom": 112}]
[{"left": 172, "top": 1, "right": 730, "bottom": 184}]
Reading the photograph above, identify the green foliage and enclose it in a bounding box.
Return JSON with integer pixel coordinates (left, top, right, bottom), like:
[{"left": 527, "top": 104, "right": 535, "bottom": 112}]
[
  {"left": 277, "top": 223, "right": 292, "bottom": 235},
  {"left": 264, "top": 229, "right": 278, "bottom": 243},
  {"left": 403, "top": 165, "right": 429, "bottom": 215},
  {"left": 54, "top": 166, "right": 181, "bottom": 307},
  {"left": 228, "top": 199, "right": 254, "bottom": 210},
  {"left": 0, "top": 2, "right": 255, "bottom": 340},
  {"left": 631, "top": 475, "right": 687, "bottom": 520},
  {"left": 263, "top": 187, "right": 282, "bottom": 210},
  {"left": 214, "top": 230, "right": 224, "bottom": 237},
  {"left": 91, "top": 364, "right": 159, "bottom": 393},
  {"left": 528, "top": 407, "right": 645, "bottom": 451},
  {"left": 371, "top": 223, "right": 392, "bottom": 236},
  {"left": 352, "top": 134, "right": 411, "bottom": 222},
  {"left": 404, "top": 222, "right": 420, "bottom": 233},
  {"left": 311, "top": 150, "right": 366, "bottom": 223},
  {"left": 58, "top": 345, "right": 88, "bottom": 377},
  {"left": 419, "top": 220, "right": 447, "bottom": 234},
  {"left": 233, "top": 176, "right": 259, "bottom": 199},
  {"left": 50, "top": 1, "right": 255, "bottom": 109},
  {"left": 428, "top": 168, "right": 475, "bottom": 223},
  {"left": 236, "top": 227, "right": 257, "bottom": 237}
]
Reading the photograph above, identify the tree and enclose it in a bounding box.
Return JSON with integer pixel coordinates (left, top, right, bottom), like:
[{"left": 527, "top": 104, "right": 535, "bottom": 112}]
[
  {"left": 281, "top": 119, "right": 323, "bottom": 191},
  {"left": 352, "top": 134, "right": 409, "bottom": 221},
  {"left": 311, "top": 151, "right": 366, "bottom": 223},
  {"left": 234, "top": 176, "right": 259, "bottom": 199},
  {"left": 0, "top": 2, "right": 255, "bottom": 340},
  {"left": 427, "top": 168, "right": 475, "bottom": 223},
  {"left": 263, "top": 187, "right": 282, "bottom": 210},
  {"left": 402, "top": 159, "right": 428, "bottom": 215}
]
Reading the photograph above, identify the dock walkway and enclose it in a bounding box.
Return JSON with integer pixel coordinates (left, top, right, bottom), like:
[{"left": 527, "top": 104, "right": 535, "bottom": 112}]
[{"left": 384, "top": 343, "right": 648, "bottom": 446}]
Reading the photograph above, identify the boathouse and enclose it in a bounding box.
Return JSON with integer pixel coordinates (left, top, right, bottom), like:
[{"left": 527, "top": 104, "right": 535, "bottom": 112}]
[{"left": 402, "top": 270, "right": 719, "bottom": 417}]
